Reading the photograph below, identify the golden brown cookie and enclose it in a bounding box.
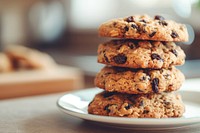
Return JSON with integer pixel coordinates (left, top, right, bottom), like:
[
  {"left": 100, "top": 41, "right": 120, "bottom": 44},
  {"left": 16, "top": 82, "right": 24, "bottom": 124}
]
[
  {"left": 98, "top": 39, "right": 185, "bottom": 69},
  {"left": 95, "top": 66, "right": 184, "bottom": 94},
  {"left": 88, "top": 91, "right": 185, "bottom": 118},
  {"left": 99, "top": 15, "right": 188, "bottom": 42}
]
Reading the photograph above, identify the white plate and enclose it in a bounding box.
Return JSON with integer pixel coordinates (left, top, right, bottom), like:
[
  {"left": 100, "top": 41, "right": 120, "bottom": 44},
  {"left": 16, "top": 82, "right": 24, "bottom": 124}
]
[{"left": 57, "top": 88, "right": 200, "bottom": 130}]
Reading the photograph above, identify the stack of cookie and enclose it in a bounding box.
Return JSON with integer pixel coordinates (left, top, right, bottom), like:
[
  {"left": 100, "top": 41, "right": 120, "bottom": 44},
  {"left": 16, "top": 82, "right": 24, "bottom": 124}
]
[{"left": 88, "top": 15, "right": 188, "bottom": 118}]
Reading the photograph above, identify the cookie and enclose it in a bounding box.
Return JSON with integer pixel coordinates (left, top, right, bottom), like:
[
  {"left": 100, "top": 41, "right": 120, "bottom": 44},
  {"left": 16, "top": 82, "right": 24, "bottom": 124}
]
[
  {"left": 0, "top": 53, "right": 13, "bottom": 72},
  {"left": 88, "top": 91, "right": 185, "bottom": 118},
  {"left": 97, "top": 39, "right": 185, "bottom": 69},
  {"left": 95, "top": 66, "right": 184, "bottom": 94},
  {"left": 5, "top": 46, "right": 56, "bottom": 70},
  {"left": 99, "top": 15, "right": 188, "bottom": 42}
]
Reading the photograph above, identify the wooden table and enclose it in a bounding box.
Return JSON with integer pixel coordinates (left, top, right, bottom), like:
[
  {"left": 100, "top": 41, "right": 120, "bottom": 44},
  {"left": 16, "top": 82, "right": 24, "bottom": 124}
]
[{"left": 1, "top": 91, "right": 200, "bottom": 133}]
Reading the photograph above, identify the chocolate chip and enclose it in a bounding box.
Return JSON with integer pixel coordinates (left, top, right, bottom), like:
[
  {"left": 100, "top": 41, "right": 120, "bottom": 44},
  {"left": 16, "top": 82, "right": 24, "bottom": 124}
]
[
  {"left": 151, "top": 53, "right": 163, "bottom": 61},
  {"left": 131, "top": 24, "right": 139, "bottom": 30},
  {"left": 171, "top": 30, "right": 179, "bottom": 38},
  {"left": 152, "top": 78, "right": 159, "bottom": 93},
  {"left": 158, "top": 20, "right": 168, "bottom": 26},
  {"left": 104, "top": 104, "right": 111, "bottom": 112},
  {"left": 103, "top": 92, "right": 116, "bottom": 98},
  {"left": 124, "top": 26, "right": 129, "bottom": 31},
  {"left": 113, "top": 54, "right": 127, "bottom": 64},
  {"left": 171, "top": 49, "right": 178, "bottom": 57},
  {"left": 125, "top": 103, "right": 132, "bottom": 110},
  {"left": 104, "top": 53, "right": 110, "bottom": 63},
  {"left": 126, "top": 16, "right": 134, "bottom": 22},
  {"left": 143, "top": 110, "right": 149, "bottom": 114},
  {"left": 154, "top": 15, "right": 165, "bottom": 20},
  {"left": 149, "top": 31, "right": 156, "bottom": 37}
]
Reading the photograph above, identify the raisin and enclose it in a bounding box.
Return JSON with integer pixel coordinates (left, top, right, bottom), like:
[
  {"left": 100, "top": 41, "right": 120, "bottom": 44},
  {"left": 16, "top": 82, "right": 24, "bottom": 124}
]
[
  {"left": 149, "top": 31, "right": 156, "bottom": 37},
  {"left": 125, "top": 103, "right": 132, "bottom": 110},
  {"left": 151, "top": 53, "right": 163, "bottom": 61},
  {"left": 103, "top": 53, "right": 110, "bottom": 63},
  {"left": 171, "top": 30, "right": 179, "bottom": 38},
  {"left": 113, "top": 54, "right": 127, "bottom": 64},
  {"left": 154, "top": 15, "right": 165, "bottom": 20},
  {"left": 143, "top": 110, "right": 149, "bottom": 114},
  {"left": 103, "top": 92, "right": 116, "bottom": 98},
  {"left": 126, "top": 16, "right": 134, "bottom": 22},
  {"left": 152, "top": 78, "right": 159, "bottom": 93},
  {"left": 131, "top": 24, "right": 139, "bottom": 30},
  {"left": 158, "top": 20, "right": 168, "bottom": 26},
  {"left": 171, "top": 49, "right": 178, "bottom": 57},
  {"left": 104, "top": 104, "right": 111, "bottom": 113},
  {"left": 124, "top": 26, "right": 129, "bottom": 31}
]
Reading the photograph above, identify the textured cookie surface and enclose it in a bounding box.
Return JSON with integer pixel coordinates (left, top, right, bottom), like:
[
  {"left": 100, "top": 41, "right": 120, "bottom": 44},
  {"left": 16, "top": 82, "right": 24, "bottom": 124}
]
[
  {"left": 98, "top": 39, "right": 185, "bottom": 69},
  {"left": 99, "top": 15, "right": 188, "bottom": 42},
  {"left": 88, "top": 91, "right": 185, "bottom": 118},
  {"left": 95, "top": 66, "right": 184, "bottom": 94}
]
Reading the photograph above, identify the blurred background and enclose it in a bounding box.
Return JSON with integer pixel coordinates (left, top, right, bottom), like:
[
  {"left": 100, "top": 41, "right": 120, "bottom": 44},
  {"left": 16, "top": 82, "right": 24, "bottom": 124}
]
[{"left": 0, "top": 0, "right": 200, "bottom": 98}]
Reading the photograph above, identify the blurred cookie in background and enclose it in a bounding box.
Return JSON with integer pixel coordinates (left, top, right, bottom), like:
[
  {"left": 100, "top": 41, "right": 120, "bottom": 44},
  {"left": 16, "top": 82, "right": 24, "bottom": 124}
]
[
  {"left": 5, "top": 46, "right": 57, "bottom": 70},
  {"left": 0, "top": 53, "right": 13, "bottom": 72},
  {"left": 0, "top": 45, "right": 57, "bottom": 73}
]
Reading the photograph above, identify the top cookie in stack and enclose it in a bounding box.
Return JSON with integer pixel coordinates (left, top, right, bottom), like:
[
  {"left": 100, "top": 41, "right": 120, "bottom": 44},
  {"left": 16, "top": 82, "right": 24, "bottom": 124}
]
[{"left": 99, "top": 15, "right": 188, "bottom": 42}]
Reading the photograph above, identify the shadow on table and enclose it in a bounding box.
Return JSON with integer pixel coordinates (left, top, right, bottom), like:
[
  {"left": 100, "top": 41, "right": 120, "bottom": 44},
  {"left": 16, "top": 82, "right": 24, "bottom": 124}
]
[{"left": 23, "top": 111, "right": 200, "bottom": 133}]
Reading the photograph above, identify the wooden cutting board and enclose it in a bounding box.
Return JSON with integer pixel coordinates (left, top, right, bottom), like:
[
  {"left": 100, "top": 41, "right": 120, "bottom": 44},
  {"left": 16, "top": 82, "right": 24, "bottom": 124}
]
[{"left": 0, "top": 65, "right": 84, "bottom": 99}]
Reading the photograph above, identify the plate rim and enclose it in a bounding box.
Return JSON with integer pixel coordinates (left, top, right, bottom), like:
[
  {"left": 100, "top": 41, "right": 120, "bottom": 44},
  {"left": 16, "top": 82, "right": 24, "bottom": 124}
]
[{"left": 57, "top": 87, "right": 200, "bottom": 126}]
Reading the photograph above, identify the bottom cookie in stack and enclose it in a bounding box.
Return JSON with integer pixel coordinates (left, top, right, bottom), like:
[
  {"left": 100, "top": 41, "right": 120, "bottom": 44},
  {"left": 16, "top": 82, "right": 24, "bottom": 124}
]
[{"left": 88, "top": 91, "right": 185, "bottom": 118}]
